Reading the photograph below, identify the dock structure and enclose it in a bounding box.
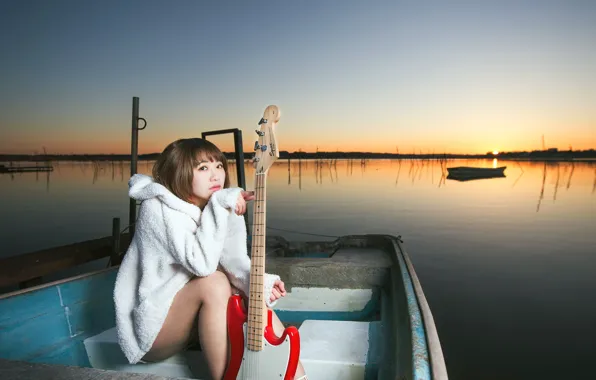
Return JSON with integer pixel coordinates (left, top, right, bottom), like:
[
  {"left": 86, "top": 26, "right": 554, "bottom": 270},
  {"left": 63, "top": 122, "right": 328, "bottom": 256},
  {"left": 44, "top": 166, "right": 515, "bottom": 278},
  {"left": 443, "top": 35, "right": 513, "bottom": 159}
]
[
  {"left": 0, "top": 165, "right": 54, "bottom": 173},
  {"left": 0, "top": 226, "right": 130, "bottom": 290}
]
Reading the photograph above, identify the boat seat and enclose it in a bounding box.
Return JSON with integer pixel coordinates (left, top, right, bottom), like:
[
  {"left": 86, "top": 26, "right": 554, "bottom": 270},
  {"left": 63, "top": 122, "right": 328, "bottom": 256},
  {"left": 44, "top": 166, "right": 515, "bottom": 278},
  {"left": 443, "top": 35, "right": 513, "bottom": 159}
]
[
  {"left": 84, "top": 321, "right": 381, "bottom": 380},
  {"left": 298, "top": 320, "right": 381, "bottom": 380},
  {"left": 83, "top": 327, "right": 209, "bottom": 379}
]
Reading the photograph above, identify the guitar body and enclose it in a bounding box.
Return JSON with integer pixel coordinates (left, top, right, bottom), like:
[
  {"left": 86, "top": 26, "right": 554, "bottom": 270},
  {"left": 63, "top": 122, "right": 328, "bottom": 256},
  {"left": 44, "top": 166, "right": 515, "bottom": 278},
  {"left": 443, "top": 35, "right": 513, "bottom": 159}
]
[{"left": 224, "top": 295, "right": 301, "bottom": 380}]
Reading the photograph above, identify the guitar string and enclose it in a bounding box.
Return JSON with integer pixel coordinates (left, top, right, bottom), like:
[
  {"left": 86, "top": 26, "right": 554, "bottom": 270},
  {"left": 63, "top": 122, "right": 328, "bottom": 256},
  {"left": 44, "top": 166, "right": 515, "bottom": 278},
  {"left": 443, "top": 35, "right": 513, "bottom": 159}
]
[{"left": 248, "top": 172, "right": 264, "bottom": 378}]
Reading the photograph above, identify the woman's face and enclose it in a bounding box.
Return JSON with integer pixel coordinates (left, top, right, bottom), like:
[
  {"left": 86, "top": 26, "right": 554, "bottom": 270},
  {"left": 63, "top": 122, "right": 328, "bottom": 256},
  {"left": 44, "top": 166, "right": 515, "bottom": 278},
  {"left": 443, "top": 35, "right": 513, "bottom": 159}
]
[{"left": 189, "top": 159, "right": 226, "bottom": 208}]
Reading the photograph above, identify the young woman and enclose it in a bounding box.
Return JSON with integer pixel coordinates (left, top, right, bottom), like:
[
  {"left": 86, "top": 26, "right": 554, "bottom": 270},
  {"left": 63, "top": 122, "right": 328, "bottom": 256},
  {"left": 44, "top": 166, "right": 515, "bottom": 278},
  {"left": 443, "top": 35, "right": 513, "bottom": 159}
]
[{"left": 114, "top": 138, "right": 306, "bottom": 379}]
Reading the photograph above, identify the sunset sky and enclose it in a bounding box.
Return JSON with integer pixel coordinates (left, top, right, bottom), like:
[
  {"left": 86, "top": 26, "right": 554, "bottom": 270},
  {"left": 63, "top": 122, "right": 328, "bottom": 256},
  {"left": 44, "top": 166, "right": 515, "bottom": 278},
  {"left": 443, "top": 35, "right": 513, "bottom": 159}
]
[{"left": 1, "top": 1, "right": 595, "bottom": 155}]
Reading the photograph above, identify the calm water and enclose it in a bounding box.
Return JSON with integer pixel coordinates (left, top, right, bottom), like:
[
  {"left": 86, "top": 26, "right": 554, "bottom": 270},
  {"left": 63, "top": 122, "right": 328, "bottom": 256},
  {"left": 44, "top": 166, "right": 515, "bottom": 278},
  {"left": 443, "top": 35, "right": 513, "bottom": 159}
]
[{"left": 1, "top": 158, "right": 595, "bottom": 379}]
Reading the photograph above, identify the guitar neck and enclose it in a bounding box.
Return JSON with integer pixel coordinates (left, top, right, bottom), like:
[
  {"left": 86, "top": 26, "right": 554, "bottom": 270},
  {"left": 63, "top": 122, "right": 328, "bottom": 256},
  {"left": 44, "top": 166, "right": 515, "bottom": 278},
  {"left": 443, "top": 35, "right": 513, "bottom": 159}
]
[{"left": 246, "top": 172, "right": 267, "bottom": 351}]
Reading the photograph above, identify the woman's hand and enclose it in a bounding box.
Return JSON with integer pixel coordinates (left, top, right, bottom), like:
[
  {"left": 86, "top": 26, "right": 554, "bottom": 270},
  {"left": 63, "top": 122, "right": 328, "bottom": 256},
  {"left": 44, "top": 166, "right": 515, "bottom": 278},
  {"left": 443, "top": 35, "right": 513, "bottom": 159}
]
[
  {"left": 269, "top": 280, "right": 287, "bottom": 303},
  {"left": 235, "top": 190, "right": 255, "bottom": 215}
]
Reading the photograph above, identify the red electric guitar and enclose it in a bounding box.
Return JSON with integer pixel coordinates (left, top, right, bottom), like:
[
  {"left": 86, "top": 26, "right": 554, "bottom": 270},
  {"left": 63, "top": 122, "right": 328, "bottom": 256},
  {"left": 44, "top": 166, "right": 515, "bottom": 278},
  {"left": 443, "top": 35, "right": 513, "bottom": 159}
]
[{"left": 224, "top": 106, "right": 300, "bottom": 380}]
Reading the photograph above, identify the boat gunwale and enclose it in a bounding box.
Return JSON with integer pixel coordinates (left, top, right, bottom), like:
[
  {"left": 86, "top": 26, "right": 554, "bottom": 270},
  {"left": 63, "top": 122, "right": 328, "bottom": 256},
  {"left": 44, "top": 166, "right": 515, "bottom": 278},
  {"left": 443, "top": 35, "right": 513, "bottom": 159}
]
[
  {"left": 446, "top": 166, "right": 507, "bottom": 175},
  {"left": 0, "top": 267, "right": 117, "bottom": 301},
  {"left": 321, "top": 233, "right": 449, "bottom": 379},
  {"left": 447, "top": 166, "right": 506, "bottom": 172},
  {"left": 395, "top": 237, "right": 448, "bottom": 380}
]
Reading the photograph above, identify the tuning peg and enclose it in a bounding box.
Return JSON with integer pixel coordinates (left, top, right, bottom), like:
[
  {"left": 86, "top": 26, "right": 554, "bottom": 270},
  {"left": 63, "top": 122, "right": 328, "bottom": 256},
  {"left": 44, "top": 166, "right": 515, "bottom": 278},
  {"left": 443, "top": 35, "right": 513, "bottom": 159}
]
[
  {"left": 258, "top": 118, "right": 267, "bottom": 125},
  {"left": 260, "top": 145, "right": 268, "bottom": 152},
  {"left": 255, "top": 130, "right": 264, "bottom": 136},
  {"left": 254, "top": 141, "right": 260, "bottom": 151}
]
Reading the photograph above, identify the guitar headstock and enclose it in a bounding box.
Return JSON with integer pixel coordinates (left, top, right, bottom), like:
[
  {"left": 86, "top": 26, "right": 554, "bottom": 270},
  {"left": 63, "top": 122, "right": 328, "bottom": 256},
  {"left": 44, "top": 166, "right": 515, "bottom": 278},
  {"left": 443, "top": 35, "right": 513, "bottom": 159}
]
[{"left": 253, "top": 105, "right": 280, "bottom": 174}]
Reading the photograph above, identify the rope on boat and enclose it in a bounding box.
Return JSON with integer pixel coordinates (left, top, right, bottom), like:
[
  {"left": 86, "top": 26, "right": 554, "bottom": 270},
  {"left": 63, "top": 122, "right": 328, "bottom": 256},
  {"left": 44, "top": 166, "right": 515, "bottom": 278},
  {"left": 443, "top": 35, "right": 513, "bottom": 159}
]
[
  {"left": 108, "top": 225, "right": 336, "bottom": 267},
  {"left": 120, "top": 223, "right": 134, "bottom": 234},
  {"left": 260, "top": 225, "right": 339, "bottom": 238}
]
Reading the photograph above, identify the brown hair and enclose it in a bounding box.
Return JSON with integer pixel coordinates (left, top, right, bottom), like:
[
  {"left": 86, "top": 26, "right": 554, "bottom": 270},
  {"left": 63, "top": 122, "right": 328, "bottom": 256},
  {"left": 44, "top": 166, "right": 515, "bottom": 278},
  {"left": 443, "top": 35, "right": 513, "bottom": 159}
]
[{"left": 152, "top": 138, "right": 230, "bottom": 202}]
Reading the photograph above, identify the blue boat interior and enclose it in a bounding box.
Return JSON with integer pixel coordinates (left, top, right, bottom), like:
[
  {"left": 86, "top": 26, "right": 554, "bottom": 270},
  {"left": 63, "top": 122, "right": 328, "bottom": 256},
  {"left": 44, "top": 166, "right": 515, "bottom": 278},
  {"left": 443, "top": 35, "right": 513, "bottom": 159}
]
[{"left": 0, "top": 235, "right": 428, "bottom": 380}]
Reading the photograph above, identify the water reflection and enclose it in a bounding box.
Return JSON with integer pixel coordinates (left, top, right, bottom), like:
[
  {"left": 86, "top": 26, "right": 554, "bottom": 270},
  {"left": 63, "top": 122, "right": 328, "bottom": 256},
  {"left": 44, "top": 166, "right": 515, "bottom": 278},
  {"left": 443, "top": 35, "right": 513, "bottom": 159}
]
[
  {"left": 511, "top": 162, "right": 525, "bottom": 188},
  {"left": 533, "top": 161, "right": 588, "bottom": 212},
  {"left": 1, "top": 159, "right": 595, "bottom": 219},
  {"left": 1, "top": 157, "right": 594, "bottom": 380},
  {"left": 274, "top": 157, "right": 462, "bottom": 188},
  {"left": 270, "top": 158, "right": 595, "bottom": 215}
]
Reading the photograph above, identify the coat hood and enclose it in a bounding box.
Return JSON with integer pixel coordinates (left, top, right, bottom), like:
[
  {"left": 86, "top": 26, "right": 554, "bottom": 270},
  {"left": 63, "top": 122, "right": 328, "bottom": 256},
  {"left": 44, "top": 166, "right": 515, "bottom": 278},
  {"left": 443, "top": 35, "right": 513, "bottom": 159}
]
[{"left": 128, "top": 174, "right": 200, "bottom": 221}]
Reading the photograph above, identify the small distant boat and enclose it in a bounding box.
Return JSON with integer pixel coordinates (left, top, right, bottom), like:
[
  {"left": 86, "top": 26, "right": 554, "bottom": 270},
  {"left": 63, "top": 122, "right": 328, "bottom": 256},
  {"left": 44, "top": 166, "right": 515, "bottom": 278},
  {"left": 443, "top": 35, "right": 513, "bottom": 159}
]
[{"left": 446, "top": 166, "right": 506, "bottom": 182}]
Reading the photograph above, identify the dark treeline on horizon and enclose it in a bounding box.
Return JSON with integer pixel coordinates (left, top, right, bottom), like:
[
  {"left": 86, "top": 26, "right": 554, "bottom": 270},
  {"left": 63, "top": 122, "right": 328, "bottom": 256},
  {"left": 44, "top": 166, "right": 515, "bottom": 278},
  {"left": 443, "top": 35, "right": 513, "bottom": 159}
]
[{"left": 1, "top": 148, "right": 595, "bottom": 162}]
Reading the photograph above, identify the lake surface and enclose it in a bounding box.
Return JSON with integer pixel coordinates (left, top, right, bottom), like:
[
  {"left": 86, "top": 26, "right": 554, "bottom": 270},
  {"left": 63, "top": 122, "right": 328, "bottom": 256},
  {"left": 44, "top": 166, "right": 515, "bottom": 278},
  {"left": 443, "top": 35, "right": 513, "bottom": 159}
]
[{"left": 1, "top": 158, "right": 595, "bottom": 379}]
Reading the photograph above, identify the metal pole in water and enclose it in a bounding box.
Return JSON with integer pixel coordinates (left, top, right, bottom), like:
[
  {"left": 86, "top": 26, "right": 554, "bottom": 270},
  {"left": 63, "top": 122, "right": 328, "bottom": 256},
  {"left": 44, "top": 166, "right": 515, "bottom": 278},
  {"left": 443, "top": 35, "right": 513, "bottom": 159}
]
[
  {"left": 233, "top": 129, "right": 248, "bottom": 233},
  {"left": 233, "top": 129, "right": 246, "bottom": 190},
  {"left": 129, "top": 97, "right": 147, "bottom": 240},
  {"left": 129, "top": 97, "right": 139, "bottom": 239}
]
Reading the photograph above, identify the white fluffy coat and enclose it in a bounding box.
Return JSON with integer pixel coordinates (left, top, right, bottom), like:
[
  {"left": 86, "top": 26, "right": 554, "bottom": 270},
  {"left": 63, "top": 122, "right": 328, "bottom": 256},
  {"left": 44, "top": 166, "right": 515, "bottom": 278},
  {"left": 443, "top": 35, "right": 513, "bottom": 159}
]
[{"left": 113, "top": 174, "right": 280, "bottom": 364}]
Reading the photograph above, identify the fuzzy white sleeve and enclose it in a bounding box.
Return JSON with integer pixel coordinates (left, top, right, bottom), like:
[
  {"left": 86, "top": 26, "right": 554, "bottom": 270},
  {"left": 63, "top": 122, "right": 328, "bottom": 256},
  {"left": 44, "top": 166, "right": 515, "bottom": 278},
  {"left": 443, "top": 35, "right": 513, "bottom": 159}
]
[
  {"left": 164, "top": 188, "right": 242, "bottom": 277},
  {"left": 219, "top": 214, "right": 281, "bottom": 308}
]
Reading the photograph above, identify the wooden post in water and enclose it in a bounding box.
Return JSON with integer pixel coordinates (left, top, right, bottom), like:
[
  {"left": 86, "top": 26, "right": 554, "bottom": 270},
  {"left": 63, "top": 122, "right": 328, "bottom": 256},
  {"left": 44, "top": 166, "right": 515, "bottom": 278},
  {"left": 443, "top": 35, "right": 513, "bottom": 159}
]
[{"left": 111, "top": 217, "right": 121, "bottom": 266}]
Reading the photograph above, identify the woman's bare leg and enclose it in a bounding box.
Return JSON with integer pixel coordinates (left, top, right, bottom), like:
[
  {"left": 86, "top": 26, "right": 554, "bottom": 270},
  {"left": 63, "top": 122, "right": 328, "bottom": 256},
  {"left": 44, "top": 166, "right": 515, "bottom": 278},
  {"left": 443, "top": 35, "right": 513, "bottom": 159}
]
[
  {"left": 141, "top": 270, "right": 306, "bottom": 380},
  {"left": 142, "top": 270, "right": 232, "bottom": 379},
  {"left": 197, "top": 275, "right": 233, "bottom": 378},
  {"left": 269, "top": 309, "right": 307, "bottom": 379}
]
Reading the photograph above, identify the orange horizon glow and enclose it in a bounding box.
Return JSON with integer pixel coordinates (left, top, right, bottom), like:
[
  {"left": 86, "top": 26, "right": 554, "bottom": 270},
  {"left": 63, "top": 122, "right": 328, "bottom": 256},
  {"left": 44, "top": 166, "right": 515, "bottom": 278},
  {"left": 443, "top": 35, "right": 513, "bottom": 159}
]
[
  {"left": 1, "top": 137, "right": 595, "bottom": 156},
  {"left": 2, "top": 119, "right": 595, "bottom": 156}
]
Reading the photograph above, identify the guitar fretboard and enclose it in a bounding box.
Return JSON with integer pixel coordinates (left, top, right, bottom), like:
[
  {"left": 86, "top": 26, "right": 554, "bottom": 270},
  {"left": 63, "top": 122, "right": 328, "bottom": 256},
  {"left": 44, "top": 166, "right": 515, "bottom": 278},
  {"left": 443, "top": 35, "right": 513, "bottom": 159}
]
[{"left": 246, "top": 172, "right": 266, "bottom": 351}]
